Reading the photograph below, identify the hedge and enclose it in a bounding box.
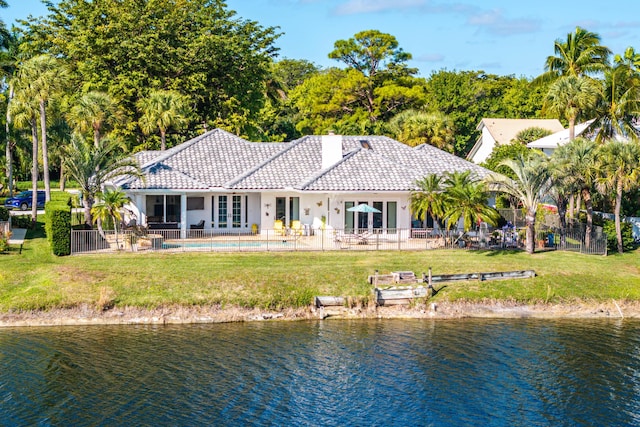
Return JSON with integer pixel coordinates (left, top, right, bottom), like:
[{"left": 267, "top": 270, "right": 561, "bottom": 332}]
[{"left": 45, "top": 194, "right": 72, "bottom": 256}]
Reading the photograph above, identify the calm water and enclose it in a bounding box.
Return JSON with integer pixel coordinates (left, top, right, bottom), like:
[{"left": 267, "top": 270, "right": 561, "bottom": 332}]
[{"left": 2, "top": 319, "right": 640, "bottom": 426}]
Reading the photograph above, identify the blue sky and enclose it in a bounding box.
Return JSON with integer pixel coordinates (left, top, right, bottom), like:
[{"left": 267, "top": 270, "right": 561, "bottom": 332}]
[{"left": 3, "top": 0, "right": 639, "bottom": 78}]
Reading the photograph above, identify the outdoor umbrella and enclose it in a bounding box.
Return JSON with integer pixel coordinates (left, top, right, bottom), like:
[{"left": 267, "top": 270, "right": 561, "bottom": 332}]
[{"left": 347, "top": 203, "right": 381, "bottom": 213}]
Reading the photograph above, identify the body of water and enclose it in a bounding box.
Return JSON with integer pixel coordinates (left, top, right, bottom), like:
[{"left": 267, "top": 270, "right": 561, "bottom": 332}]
[{"left": 1, "top": 319, "right": 639, "bottom": 426}]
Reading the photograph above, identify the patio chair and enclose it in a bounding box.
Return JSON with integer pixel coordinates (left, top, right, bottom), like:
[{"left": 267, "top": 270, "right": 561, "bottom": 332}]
[
  {"left": 290, "top": 220, "right": 303, "bottom": 236},
  {"left": 190, "top": 220, "right": 205, "bottom": 230},
  {"left": 274, "top": 219, "right": 285, "bottom": 236}
]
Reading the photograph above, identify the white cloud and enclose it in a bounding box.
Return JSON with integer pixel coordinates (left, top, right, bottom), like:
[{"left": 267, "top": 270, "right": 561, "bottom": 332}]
[{"left": 334, "top": 0, "right": 426, "bottom": 15}]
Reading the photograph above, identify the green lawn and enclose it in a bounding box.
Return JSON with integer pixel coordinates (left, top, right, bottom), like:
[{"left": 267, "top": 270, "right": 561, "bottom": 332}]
[{"left": 1, "top": 222, "right": 639, "bottom": 312}]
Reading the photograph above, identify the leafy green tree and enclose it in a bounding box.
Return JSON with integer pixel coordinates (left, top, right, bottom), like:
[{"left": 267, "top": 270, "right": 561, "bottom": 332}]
[
  {"left": 291, "top": 30, "right": 428, "bottom": 133},
  {"left": 137, "top": 90, "right": 191, "bottom": 151},
  {"left": 486, "top": 155, "right": 550, "bottom": 254},
  {"left": 535, "top": 26, "right": 611, "bottom": 83},
  {"left": 481, "top": 142, "right": 533, "bottom": 179},
  {"left": 24, "top": 0, "right": 279, "bottom": 147},
  {"left": 388, "top": 109, "right": 455, "bottom": 151},
  {"left": 329, "top": 29, "right": 413, "bottom": 78},
  {"left": 67, "top": 91, "right": 122, "bottom": 147},
  {"left": 614, "top": 46, "right": 640, "bottom": 71},
  {"left": 595, "top": 141, "right": 640, "bottom": 253},
  {"left": 424, "top": 70, "right": 520, "bottom": 155},
  {"left": 61, "top": 134, "right": 141, "bottom": 226},
  {"left": 544, "top": 75, "right": 599, "bottom": 140}
]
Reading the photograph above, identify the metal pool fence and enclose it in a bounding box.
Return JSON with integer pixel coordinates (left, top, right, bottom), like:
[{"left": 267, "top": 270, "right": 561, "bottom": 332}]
[{"left": 70, "top": 226, "right": 607, "bottom": 255}]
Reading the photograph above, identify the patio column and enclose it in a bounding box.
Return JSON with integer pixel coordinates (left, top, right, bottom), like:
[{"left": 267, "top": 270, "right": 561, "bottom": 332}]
[{"left": 180, "top": 193, "right": 187, "bottom": 238}]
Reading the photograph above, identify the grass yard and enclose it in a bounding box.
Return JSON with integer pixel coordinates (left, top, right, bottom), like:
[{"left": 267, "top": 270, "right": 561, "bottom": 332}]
[{"left": 1, "top": 220, "right": 639, "bottom": 312}]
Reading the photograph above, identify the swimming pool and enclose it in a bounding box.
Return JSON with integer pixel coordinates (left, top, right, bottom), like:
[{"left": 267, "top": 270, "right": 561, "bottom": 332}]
[{"left": 162, "top": 240, "right": 295, "bottom": 250}]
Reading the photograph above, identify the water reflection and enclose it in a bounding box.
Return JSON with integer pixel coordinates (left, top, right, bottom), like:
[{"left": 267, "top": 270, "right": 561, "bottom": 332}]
[{"left": 1, "top": 319, "right": 640, "bottom": 426}]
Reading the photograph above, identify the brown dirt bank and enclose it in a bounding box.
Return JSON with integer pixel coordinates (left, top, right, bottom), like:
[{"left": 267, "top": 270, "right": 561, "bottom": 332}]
[{"left": 0, "top": 300, "right": 638, "bottom": 328}]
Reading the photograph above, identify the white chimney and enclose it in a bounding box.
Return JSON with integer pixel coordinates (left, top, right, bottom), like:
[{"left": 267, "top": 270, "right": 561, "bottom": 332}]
[{"left": 321, "top": 134, "right": 343, "bottom": 169}]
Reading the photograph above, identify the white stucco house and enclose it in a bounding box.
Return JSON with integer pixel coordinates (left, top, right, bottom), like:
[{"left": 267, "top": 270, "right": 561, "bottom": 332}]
[
  {"left": 114, "top": 129, "right": 492, "bottom": 237},
  {"left": 467, "top": 118, "right": 564, "bottom": 164}
]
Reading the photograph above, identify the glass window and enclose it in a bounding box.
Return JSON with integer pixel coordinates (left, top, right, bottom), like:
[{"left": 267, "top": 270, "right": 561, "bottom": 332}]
[
  {"left": 276, "top": 197, "right": 286, "bottom": 222},
  {"left": 344, "top": 201, "right": 354, "bottom": 233},
  {"left": 373, "top": 201, "right": 383, "bottom": 229},
  {"left": 387, "top": 202, "right": 397, "bottom": 233},
  {"left": 187, "top": 197, "right": 204, "bottom": 210},
  {"left": 218, "top": 196, "right": 227, "bottom": 228},
  {"left": 166, "top": 195, "right": 181, "bottom": 222},
  {"left": 289, "top": 197, "right": 300, "bottom": 221}
]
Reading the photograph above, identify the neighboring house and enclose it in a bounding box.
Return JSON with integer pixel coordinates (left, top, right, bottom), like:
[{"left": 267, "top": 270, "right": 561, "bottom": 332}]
[
  {"left": 527, "top": 120, "right": 594, "bottom": 155},
  {"left": 114, "top": 129, "right": 491, "bottom": 237},
  {"left": 467, "top": 118, "right": 564, "bottom": 164}
]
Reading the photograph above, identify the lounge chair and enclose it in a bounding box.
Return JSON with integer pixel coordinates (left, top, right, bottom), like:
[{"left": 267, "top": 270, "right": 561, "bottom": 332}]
[{"left": 190, "top": 219, "right": 205, "bottom": 230}]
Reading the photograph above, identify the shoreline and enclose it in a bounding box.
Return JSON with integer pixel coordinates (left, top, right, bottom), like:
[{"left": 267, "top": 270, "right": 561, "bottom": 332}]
[{"left": 0, "top": 300, "right": 636, "bottom": 328}]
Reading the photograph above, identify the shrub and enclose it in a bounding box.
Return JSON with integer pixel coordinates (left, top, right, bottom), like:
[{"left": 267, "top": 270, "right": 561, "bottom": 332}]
[
  {"left": 45, "top": 199, "right": 72, "bottom": 256},
  {"left": 0, "top": 206, "right": 9, "bottom": 221},
  {"left": 603, "top": 220, "right": 635, "bottom": 253},
  {"left": 11, "top": 215, "right": 32, "bottom": 228}
]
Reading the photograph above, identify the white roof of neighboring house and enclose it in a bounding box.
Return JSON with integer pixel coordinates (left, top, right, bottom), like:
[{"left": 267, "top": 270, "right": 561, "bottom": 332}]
[
  {"left": 117, "top": 128, "right": 492, "bottom": 192},
  {"left": 467, "top": 118, "right": 565, "bottom": 162},
  {"left": 478, "top": 118, "right": 564, "bottom": 145},
  {"left": 527, "top": 120, "right": 594, "bottom": 149}
]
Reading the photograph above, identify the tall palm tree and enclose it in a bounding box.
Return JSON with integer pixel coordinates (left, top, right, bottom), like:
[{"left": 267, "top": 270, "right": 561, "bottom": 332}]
[
  {"left": 62, "top": 134, "right": 142, "bottom": 227},
  {"left": 485, "top": 155, "right": 550, "bottom": 254},
  {"left": 68, "top": 91, "right": 122, "bottom": 147},
  {"left": 14, "top": 54, "right": 67, "bottom": 201},
  {"left": 590, "top": 63, "right": 640, "bottom": 142},
  {"left": 0, "top": 30, "right": 22, "bottom": 197},
  {"left": 561, "top": 138, "right": 598, "bottom": 247},
  {"left": 9, "top": 90, "right": 40, "bottom": 225},
  {"left": 595, "top": 141, "right": 640, "bottom": 253},
  {"left": 549, "top": 143, "right": 581, "bottom": 246},
  {"left": 442, "top": 170, "right": 500, "bottom": 233},
  {"left": 137, "top": 90, "right": 191, "bottom": 151},
  {"left": 544, "top": 75, "right": 599, "bottom": 140},
  {"left": 535, "top": 26, "right": 611, "bottom": 83},
  {"left": 410, "top": 174, "right": 447, "bottom": 228}
]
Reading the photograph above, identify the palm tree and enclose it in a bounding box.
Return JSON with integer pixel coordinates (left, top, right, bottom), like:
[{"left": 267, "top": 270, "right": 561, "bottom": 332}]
[
  {"left": 535, "top": 26, "right": 611, "bottom": 83},
  {"left": 68, "top": 91, "right": 122, "bottom": 147},
  {"left": 62, "top": 134, "right": 142, "bottom": 227},
  {"left": 590, "top": 63, "right": 640, "bottom": 142},
  {"left": 137, "top": 90, "right": 191, "bottom": 151},
  {"left": 91, "top": 188, "right": 131, "bottom": 250},
  {"left": 485, "top": 155, "right": 550, "bottom": 254},
  {"left": 9, "top": 90, "right": 40, "bottom": 226},
  {"left": 544, "top": 75, "right": 599, "bottom": 140},
  {"left": 595, "top": 141, "right": 640, "bottom": 253},
  {"left": 1, "top": 29, "right": 22, "bottom": 197},
  {"left": 14, "top": 54, "right": 67, "bottom": 201},
  {"left": 410, "top": 174, "right": 447, "bottom": 228},
  {"left": 388, "top": 110, "right": 455, "bottom": 152},
  {"left": 442, "top": 170, "right": 500, "bottom": 233},
  {"left": 561, "top": 137, "right": 598, "bottom": 247}
]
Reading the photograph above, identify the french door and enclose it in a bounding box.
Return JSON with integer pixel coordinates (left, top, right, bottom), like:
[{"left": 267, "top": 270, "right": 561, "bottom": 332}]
[{"left": 213, "top": 195, "right": 246, "bottom": 229}]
